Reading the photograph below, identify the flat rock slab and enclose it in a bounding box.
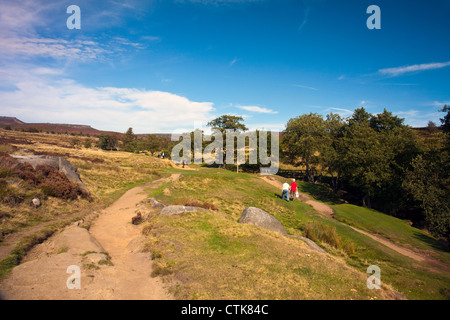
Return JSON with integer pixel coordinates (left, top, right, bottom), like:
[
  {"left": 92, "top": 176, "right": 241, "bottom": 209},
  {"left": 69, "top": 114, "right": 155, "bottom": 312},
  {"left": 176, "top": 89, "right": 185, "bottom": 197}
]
[
  {"left": 238, "top": 207, "right": 287, "bottom": 236},
  {"left": 53, "top": 227, "right": 105, "bottom": 255},
  {"left": 160, "top": 205, "right": 203, "bottom": 215},
  {"left": 289, "top": 235, "right": 327, "bottom": 254}
]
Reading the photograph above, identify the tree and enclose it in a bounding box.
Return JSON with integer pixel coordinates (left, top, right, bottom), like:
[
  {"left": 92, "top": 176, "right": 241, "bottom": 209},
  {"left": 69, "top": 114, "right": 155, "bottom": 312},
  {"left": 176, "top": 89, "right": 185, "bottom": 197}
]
[
  {"left": 338, "top": 120, "right": 393, "bottom": 208},
  {"left": 97, "top": 134, "right": 118, "bottom": 151},
  {"left": 142, "top": 134, "right": 164, "bottom": 156},
  {"left": 282, "top": 113, "right": 327, "bottom": 182},
  {"left": 426, "top": 121, "right": 438, "bottom": 134},
  {"left": 207, "top": 115, "right": 248, "bottom": 169},
  {"left": 83, "top": 138, "right": 92, "bottom": 149},
  {"left": 349, "top": 107, "right": 371, "bottom": 126},
  {"left": 207, "top": 115, "right": 248, "bottom": 133},
  {"left": 122, "top": 127, "right": 138, "bottom": 152},
  {"left": 322, "top": 113, "right": 345, "bottom": 190},
  {"left": 440, "top": 105, "right": 450, "bottom": 133},
  {"left": 403, "top": 152, "right": 450, "bottom": 238},
  {"left": 370, "top": 109, "right": 404, "bottom": 132}
]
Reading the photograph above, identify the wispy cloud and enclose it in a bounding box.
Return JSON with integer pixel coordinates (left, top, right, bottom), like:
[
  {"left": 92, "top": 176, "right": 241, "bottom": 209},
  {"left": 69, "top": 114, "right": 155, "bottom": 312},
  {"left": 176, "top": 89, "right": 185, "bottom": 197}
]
[
  {"left": 379, "top": 61, "right": 450, "bottom": 77},
  {"left": 0, "top": 37, "right": 110, "bottom": 61},
  {"left": 292, "top": 84, "right": 318, "bottom": 91},
  {"left": 237, "top": 105, "right": 278, "bottom": 114},
  {"left": 323, "top": 107, "right": 353, "bottom": 117},
  {"left": 432, "top": 101, "right": 450, "bottom": 108},
  {"left": 298, "top": 6, "right": 310, "bottom": 32},
  {"left": 229, "top": 57, "right": 239, "bottom": 66},
  {"left": 395, "top": 109, "right": 443, "bottom": 127}
]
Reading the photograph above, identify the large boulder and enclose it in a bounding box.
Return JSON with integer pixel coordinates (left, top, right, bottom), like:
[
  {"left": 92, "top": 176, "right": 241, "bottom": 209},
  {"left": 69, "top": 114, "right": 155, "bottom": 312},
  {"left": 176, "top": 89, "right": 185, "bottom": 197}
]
[
  {"left": 238, "top": 207, "right": 287, "bottom": 236},
  {"left": 10, "top": 155, "right": 89, "bottom": 196}
]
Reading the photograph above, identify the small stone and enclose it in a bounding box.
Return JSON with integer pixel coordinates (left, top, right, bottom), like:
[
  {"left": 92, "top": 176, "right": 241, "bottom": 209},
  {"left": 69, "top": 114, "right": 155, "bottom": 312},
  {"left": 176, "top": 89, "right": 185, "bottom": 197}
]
[{"left": 31, "top": 198, "right": 41, "bottom": 208}]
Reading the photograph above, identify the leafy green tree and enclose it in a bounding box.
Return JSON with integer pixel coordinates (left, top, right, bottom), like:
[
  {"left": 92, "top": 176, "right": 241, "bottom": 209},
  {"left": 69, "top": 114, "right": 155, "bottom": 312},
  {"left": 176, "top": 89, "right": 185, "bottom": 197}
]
[
  {"left": 440, "top": 105, "right": 450, "bottom": 133},
  {"left": 370, "top": 108, "right": 404, "bottom": 132},
  {"left": 322, "top": 113, "right": 345, "bottom": 190},
  {"left": 207, "top": 115, "right": 248, "bottom": 168},
  {"left": 142, "top": 134, "right": 163, "bottom": 156},
  {"left": 207, "top": 115, "right": 248, "bottom": 133},
  {"left": 97, "top": 134, "right": 118, "bottom": 150},
  {"left": 349, "top": 107, "right": 371, "bottom": 126},
  {"left": 403, "top": 152, "right": 449, "bottom": 238},
  {"left": 338, "top": 120, "right": 393, "bottom": 208},
  {"left": 83, "top": 138, "right": 92, "bottom": 149},
  {"left": 122, "top": 127, "right": 138, "bottom": 152},
  {"left": 282, "top": 113, "right": 327, "bottom": 182}
]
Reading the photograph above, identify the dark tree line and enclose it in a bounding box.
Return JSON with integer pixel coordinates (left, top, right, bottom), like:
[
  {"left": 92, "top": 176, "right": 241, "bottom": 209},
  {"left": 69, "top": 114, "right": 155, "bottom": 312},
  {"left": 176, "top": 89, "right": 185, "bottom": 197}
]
[
  {"left": 282, "top": 107, "right": 449, "bottom": 238},
  {"left": 97, "top": 128, "right": 170, "bottom": 155}
]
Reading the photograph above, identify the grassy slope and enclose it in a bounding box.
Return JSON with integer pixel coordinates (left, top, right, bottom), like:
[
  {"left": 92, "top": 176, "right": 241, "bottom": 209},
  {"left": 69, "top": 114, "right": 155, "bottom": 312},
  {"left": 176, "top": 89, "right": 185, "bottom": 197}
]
[
  {"left": 144, "top": 167, "right": 450, "bottom": 300},
  {"left": 272, "top": 176, "right": 450, "bottom": 299}
]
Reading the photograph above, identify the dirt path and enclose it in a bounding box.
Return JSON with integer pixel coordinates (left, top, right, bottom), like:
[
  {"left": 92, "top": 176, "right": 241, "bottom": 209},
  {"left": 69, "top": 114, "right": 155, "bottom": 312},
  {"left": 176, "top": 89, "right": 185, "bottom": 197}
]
[
  {"left": 0, "top": 174, "right": 180, "bottom": 300},
  {"left": 164, "top": 158, "right": 198, "bottom": 171},
  {"left": 261, "top": 176, "right": 334, "bottom": 219},
  {"left": 260, "top": 176, "right": 448, "bottom": 272}
]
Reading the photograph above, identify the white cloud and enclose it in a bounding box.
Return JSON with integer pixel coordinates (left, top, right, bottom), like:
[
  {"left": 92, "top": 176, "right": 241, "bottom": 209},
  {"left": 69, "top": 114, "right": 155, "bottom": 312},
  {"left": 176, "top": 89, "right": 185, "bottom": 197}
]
[
  {"left": 237, "top": 105, "right": 278, "bottom": 114},
  {"left": 432, "top": 101, "right": 450, "bottom": 108},
  {"left": 379, "top": 61, "right": 450, "bottom": 77},
  {"left": 323, "top": 107, "right": 353, "bottom": 117},
  {"left": 0, "top": 68, "right": 215, "bottom": 133}
]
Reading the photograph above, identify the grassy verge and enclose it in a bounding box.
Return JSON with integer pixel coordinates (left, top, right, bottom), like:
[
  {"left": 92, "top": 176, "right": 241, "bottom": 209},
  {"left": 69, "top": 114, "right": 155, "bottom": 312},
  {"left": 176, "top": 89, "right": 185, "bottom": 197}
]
[{"left": 0, "top": 217, "right": 81, "bottom": 279}]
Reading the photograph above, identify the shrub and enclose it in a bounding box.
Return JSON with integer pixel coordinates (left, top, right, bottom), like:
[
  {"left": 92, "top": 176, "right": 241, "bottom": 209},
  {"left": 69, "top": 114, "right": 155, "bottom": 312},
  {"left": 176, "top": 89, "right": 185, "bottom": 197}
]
[{"left": 35, "top": 165, "right": 82, "bottom": 200}]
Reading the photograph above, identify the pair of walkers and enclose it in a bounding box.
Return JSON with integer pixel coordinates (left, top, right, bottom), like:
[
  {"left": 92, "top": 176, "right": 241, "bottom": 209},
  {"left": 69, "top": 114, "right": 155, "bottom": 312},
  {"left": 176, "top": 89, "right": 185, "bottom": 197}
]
[{"left": 282, "top": 179, "right": 297, "bottom": 202}]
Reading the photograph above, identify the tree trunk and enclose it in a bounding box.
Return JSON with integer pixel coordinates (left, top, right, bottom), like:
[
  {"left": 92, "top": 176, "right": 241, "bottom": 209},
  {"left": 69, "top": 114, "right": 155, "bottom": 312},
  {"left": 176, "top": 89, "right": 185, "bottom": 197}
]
[
  {"left": 306, "top": 158, "right": 314, "bottom": 183},
  {"left": 363, "top": 194, "right": 371, "bottom": 208}
]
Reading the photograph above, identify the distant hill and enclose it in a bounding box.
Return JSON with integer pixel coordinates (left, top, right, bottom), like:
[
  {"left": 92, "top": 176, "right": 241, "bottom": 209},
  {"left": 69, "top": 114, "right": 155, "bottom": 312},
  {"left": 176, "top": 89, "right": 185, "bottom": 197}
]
[
  {"left": 0, "top": 116, "right": 25, "bottom": 126},
  {"left": 0, "top": 116, "right": 169, "bottom": 138}
]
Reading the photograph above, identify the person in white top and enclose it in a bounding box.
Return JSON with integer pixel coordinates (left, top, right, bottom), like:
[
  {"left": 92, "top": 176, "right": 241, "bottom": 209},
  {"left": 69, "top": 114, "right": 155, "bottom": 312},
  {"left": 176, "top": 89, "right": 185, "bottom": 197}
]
[{"left": 282, "top": 181, "right": 290, "bottom": 202}]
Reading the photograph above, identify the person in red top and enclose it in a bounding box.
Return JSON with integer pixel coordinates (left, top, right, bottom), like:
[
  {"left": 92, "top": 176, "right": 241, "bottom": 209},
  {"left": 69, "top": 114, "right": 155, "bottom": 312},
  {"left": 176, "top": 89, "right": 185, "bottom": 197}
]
[{"left": 290, "top": 179, "right": 297, "bottom": 201}]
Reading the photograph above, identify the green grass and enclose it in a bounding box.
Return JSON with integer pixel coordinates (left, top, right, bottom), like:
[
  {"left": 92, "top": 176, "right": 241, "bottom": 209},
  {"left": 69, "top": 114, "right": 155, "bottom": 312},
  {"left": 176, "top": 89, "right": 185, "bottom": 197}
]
[
  {"left": 333, "top": 203, "right": 450, "bottom": 256},
  {"left": 145, "top": 167, "right": 450, "bottom": 300}
]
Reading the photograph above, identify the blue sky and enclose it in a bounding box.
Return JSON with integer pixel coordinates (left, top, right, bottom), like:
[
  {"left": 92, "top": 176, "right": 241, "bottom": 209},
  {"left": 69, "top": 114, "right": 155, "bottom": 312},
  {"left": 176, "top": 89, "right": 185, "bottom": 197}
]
[{"left": 0, "top": 0, "right": 449, "bottom": 133}]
